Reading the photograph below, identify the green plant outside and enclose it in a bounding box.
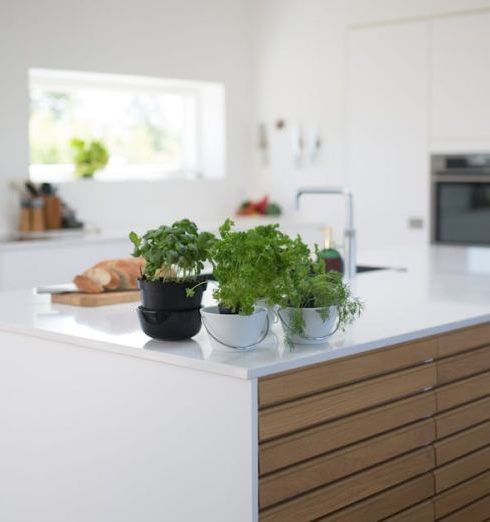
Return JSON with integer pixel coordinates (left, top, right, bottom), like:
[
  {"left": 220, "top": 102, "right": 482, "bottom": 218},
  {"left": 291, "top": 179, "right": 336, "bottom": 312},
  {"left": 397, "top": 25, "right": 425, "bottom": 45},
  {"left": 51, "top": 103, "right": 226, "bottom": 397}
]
[{"left": 70, "top": 138, "right": 109, "bottom": 178}]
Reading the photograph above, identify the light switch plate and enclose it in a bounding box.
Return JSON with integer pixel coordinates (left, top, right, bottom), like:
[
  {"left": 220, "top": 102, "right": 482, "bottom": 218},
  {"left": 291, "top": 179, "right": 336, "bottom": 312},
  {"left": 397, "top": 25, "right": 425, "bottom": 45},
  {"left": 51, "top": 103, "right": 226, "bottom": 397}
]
[{"left": 408, "top": 217, "right": 424, "bottom": 229}]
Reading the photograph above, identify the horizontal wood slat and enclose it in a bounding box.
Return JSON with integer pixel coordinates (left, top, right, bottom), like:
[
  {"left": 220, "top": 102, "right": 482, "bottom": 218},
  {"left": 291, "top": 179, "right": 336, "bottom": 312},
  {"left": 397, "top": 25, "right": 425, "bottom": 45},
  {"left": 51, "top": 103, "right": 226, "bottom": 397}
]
[
  {"left": 259, "top": 338, "right": 437, "bottom": 408},
  {"left": 257, "top": 322, "right": 490, "bottom": 521},
  {"left": 259, "top": 419, "right": 435, "bottom": 509},
  {"left": 259, "top": 447, "right": 434, "bottom": 522},
  {"left": 436, "top": 395, "right": 490, "bottom": 438},
  {"left": 435, "top": 469, "right": 490, "bottom": 519},
  {"left": 434, "top": 445, "right": 490, "bottom": 493},
  {"left": 259, "top": 364, "right": 435, "bottom": 441},
  {"left": 259, "top": 392, "right": 436, "bottom": 475},
  {"left": 438, "top": 323, "right": 490, "bottom": 358},
  {"left": 319, "top": 474, "right": 434, "bottom": 522},
  {"left": 385, "top": 501, "right": 434, "bottom": 521},
  {"left": 435, "top": 420, "right": 490, "bottom": 465},
  {"left": 436, "top": 371, "right": 490, "bottom": 412},
  {"left": 437, "top": 345, "right": 490, "bottom": 385},
  {"left": 439, "top": 495, "right": 490, "bottom": 522}
]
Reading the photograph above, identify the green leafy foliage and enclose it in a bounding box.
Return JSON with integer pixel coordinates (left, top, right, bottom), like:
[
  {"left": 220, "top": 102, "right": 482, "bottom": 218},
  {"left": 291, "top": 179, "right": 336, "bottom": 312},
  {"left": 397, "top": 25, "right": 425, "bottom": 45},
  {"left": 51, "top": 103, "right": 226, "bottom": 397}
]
[
  {"left": 264, "top": 202, "right": 282, "bottom": 216},
  {"left": 70, "top": 138, "right": 109, "bottom": 178},
  {"left": 283, "top": 247, "right": 364, "bottom": 339},
  {"left": 129, "top": 219, "right": 215, "bottom": 282},
  {"left": 210, "top": 219, "right": 311, "bottom": 315}
]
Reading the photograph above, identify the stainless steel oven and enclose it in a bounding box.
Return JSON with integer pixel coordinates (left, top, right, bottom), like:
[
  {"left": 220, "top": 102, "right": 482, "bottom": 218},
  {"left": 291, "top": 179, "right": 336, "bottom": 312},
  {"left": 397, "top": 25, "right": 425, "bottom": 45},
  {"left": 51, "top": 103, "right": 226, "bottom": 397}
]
[{"left": 431, "top": 154, "right": 490, "bottom": 245}]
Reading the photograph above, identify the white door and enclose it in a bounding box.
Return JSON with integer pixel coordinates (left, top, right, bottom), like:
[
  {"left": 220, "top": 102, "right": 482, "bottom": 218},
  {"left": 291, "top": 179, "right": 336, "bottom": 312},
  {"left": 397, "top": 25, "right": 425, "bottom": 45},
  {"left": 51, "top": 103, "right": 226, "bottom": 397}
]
[{"left": 347, "top": 21, "right": 430, "bottom": 250}]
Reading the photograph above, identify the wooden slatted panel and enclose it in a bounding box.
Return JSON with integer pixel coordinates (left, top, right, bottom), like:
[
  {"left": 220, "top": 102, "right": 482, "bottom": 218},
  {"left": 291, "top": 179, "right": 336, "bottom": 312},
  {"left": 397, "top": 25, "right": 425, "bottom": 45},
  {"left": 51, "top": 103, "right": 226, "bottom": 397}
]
[
  {"left": 319, "top": 474, "right": 434, "bottom": 522},
  {"left": 434, "top": 445, "right": 490, "bottom": 493},
  {"left": 435, "top": 420, "right": 490, "bottom": 465},
  {"left": 436, "top": 371, "right": 490, "bottom": 412},
  {"left": 259, "top": 447, "right": 434, "bottom": 522},
  {"left": 435, "top": 469, "right": 490, "bottom": 519},
  {"left": 259, "top": 338, "right": 437, "bottom": 408},
  {"left": 385, "top": 501, "right": 434, "bottom": 521},
  {"left": 436, "top": 395, "right": 490, "bottom": 438},
  {"left": 439, "top": 495, "right": 490, "bottom": 522},
  {"left": 259, "top": 364, "right": 436, "bottom": 441},
  {"left": 437, "top": 345, "right": 490, "bottom": 385},
  {"left": 438, "top": 323, "right": 490, "bottom": 358},
  {"left": 259, "top": 419, "right": 435, "bottom": 509},
  {"left": 260, "top": 392, "right": 436, "bottom": 475}
]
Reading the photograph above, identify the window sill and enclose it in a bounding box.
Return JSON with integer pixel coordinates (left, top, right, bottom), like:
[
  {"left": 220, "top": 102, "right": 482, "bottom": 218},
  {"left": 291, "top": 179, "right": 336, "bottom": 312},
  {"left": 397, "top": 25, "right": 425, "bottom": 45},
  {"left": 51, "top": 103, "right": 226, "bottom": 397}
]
[{"left": 29, "top": 165, "right": 219, "bottom": 184}]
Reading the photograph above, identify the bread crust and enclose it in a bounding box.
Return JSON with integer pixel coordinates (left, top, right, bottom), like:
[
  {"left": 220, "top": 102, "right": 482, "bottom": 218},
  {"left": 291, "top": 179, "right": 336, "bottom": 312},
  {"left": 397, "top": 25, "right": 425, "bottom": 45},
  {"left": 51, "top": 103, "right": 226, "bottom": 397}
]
[{"left": 74, "top": 258, "right": 145, "bottom": 293}]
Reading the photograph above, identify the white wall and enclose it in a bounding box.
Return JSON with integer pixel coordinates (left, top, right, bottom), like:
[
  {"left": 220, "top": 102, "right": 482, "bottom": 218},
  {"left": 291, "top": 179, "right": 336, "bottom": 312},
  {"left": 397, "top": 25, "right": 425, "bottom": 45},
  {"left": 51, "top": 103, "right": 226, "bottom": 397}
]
[
  {"left": 0, "top": 0, "right": 257, "bottom": 235},
  {"left": 254, "top": 0, "right": 348, "bottom": 240},
  {"left": 254, "top": 0, "right": 490, "bottom": 248},
  {"left": 4, "top": 0, "right": 490, "bottom": 245}
]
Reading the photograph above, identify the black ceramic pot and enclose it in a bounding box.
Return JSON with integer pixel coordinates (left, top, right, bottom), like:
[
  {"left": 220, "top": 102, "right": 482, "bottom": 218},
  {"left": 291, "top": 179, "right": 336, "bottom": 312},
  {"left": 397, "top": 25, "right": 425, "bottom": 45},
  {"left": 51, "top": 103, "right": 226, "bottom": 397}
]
[
  {"left": 137, "top": 306, "right": 202, "bottom": 341},
  {"left": 138, "top": 278, "right": 207, "bottom": 311}
]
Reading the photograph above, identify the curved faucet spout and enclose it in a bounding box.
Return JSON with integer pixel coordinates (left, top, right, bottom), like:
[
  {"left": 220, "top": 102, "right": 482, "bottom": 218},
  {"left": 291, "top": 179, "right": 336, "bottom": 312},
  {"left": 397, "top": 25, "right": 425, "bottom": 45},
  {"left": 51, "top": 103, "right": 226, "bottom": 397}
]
[{"left": 296, "top": 187, "right": 356, "bottom": 279}]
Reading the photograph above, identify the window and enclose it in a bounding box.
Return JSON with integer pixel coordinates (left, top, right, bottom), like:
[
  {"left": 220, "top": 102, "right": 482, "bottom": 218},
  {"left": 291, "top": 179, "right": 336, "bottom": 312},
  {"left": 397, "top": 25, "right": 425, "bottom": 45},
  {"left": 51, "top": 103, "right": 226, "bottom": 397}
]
[{"left": 29, "top": 69, "right": 225, "bottom": 182}]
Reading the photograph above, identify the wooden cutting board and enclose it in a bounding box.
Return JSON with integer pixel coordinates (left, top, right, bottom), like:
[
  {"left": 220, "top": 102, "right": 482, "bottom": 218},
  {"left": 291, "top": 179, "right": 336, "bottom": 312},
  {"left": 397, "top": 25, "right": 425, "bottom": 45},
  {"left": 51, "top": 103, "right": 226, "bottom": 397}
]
[{"left": 51, "top": 290, "right": 140, "bottom": 307}]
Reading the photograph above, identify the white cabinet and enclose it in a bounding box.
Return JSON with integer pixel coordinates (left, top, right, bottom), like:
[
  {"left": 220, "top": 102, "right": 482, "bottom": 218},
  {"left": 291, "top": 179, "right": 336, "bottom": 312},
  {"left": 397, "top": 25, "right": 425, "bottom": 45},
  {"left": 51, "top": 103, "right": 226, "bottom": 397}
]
[
  {"left": 432, "top": 12, "right": 490, "bottom": 151},
  {"left": 347, "top": 22, "right": 430, "bottom": 250},
  {"left": 0, "top": 237, "right": 131, "bottom": 291}
]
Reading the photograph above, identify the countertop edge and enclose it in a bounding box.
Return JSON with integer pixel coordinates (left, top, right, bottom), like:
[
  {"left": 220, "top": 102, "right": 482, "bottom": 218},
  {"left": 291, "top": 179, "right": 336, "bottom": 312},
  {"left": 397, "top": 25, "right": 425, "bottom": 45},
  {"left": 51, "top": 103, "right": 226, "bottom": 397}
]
[
  {"left": 2, "top": 312, "right": 490, "bottom": 380},
  {"left": 247, "top": 313, "right": 490, "bottom": 378},
  {"left": 0, "top": 322, "right": 253, "bottom": 380}
]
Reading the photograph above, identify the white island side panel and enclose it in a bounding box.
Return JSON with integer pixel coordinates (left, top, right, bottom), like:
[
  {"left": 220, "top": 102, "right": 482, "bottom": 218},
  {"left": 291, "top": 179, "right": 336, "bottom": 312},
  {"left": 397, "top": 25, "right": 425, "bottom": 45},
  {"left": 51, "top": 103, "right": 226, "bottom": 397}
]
[{"left": 0, "top": 330, "right": 258, "bottom": 522}]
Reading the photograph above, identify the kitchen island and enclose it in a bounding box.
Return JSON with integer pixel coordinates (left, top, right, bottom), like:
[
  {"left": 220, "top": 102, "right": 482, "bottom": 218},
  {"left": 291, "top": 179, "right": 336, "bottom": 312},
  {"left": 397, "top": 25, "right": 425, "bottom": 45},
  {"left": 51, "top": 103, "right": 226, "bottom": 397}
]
[{"left": 1, "top": 246, "right": 490, "bottom": 522}]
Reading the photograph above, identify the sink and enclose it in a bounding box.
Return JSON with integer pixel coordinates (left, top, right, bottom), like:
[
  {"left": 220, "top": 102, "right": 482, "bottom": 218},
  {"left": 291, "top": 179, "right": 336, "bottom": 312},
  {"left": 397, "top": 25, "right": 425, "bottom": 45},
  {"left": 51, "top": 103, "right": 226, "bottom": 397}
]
[{"left": 356, "top": 265, "right": 388, "bottom": 273}]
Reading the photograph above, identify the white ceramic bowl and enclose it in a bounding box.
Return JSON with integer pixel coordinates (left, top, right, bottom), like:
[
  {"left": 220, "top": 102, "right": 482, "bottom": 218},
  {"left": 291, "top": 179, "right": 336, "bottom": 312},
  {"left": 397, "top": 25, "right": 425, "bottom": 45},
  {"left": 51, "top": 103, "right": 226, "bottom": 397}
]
[
  {"left": 278, "top": 306, "right": 338, "bottom": 345},
  {"left": 200, "top": 305, "right": 269, "bottom": 350}
]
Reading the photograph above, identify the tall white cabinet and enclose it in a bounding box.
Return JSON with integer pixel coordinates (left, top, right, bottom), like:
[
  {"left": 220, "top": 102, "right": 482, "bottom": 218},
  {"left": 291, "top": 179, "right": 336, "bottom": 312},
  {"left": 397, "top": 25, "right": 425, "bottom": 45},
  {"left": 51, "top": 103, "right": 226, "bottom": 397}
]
[
  {"left": 347, "top": 22, "right": 430, "bottom": 250},
  {"left": 431, "top": 11, "right": 490, "bottom": 151},
  {"left": 347, "top": 9, "right": 490, "bottom": 250}
]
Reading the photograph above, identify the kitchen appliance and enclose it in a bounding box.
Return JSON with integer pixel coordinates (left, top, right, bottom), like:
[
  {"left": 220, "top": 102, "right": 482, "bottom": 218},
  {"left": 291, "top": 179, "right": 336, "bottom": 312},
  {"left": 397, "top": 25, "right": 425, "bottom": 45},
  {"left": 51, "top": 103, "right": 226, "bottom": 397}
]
[{"left": 431, "top": 154, "right": 490, "bottom": 245}]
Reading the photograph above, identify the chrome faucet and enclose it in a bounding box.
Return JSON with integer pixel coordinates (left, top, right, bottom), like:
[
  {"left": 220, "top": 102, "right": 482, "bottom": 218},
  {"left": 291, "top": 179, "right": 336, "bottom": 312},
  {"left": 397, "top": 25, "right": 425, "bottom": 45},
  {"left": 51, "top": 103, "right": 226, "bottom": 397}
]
[{"left": 295, "top": 187, "right": 356, "bottom": 279}]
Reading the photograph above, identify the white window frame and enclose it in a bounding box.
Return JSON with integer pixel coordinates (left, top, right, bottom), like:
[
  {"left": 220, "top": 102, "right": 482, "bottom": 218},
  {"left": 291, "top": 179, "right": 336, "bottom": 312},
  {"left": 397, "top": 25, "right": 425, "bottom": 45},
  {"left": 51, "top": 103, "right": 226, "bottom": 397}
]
[{"left": 29, "top": 68, "right": 225, "bottom": 182}]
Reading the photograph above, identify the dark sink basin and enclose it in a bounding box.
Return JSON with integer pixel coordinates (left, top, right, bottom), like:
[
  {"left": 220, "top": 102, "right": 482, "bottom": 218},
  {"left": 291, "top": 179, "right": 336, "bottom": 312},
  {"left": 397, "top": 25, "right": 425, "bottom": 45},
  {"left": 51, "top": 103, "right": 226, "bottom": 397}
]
[{"left": 356, "top": 265, "right": 387, "bottom": 273}]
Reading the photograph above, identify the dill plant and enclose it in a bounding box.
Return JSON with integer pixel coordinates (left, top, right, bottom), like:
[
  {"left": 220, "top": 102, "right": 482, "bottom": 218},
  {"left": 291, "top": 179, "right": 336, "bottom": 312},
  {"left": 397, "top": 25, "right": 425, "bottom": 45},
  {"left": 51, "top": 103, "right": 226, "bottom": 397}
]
[{"left": 280, "top": 246, "right": 364, "bottom": 340}]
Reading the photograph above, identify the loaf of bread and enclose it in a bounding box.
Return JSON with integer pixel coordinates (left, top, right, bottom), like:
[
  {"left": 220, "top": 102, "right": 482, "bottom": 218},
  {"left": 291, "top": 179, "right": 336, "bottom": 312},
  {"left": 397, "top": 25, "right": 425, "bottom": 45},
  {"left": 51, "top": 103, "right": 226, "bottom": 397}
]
[{"left": 74, "top": 258, "right": 145, "bottom": 293}]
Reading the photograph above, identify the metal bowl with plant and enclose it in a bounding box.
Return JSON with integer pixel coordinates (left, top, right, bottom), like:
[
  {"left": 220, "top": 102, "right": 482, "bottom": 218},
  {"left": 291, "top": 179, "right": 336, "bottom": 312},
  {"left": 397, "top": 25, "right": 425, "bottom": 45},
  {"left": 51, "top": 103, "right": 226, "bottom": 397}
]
[
  {"left": 201, "top": 219, "right": 308, "bottom": 349},
  {"left": 277, "top": 246, "right": 364, "bottom": 345}
]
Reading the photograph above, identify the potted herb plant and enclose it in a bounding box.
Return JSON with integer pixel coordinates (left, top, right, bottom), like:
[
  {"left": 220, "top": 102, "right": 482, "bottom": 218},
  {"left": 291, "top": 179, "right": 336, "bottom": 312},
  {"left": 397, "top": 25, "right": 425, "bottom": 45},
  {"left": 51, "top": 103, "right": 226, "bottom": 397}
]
[
  {"left": 201, "top": 219, "right": 302, "bottom": 349},
  {"left": 277, "top": 248, "right": 363, "bottom": 345},
  {"left": 129, "top": 219, "right": 215, "bottom": 340}
]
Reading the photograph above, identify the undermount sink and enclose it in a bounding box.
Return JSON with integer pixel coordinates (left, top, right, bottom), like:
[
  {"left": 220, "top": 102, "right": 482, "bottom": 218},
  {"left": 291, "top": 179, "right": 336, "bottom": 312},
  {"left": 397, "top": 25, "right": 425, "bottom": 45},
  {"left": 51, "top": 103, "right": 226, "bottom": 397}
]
[
  {"left": 356, "top": 265, "right": 407, "bottom": 274},
  {"left": 356, "top": 265, "right": 388, "bottom": 273}
]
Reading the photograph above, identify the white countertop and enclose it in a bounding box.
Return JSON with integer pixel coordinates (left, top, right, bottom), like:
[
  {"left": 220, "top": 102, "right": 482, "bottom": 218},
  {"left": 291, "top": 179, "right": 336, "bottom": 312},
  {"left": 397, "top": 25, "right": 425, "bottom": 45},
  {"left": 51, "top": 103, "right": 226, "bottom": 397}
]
[
  {"left": 0, "top": 229, "right": 128, "bottom": 252},
  {"left": 0, "top": 218, "right": 325, "bottom": 253},
  {"left": 1, "top": 245, "right": 490, "bottom": 379}
]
